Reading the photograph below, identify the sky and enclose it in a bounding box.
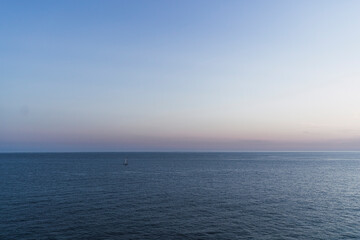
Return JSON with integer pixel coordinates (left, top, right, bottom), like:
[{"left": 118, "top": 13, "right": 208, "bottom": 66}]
[{"left": 1, "top": 0, "right": 360, "bottom": 152}]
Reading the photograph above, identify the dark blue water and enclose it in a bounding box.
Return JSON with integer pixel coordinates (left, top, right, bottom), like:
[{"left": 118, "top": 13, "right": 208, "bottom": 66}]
[{"left": 1, "top": 152, "right": 360, "bottom": 239}]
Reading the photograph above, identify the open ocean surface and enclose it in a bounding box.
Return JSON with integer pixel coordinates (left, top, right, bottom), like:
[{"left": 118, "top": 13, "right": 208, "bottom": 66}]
[{"left": 1, "top": 152, "right": 360, "bottom": 239}]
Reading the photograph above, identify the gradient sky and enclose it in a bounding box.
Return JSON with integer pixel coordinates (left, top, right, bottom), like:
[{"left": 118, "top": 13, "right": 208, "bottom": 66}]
[{"left": 1, "top": 0, "right": 360, "bottom": 152}]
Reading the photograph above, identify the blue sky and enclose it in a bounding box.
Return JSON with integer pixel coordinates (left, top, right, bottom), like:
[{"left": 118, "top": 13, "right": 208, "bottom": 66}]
[{"left": 1, "top": 0, "right": 360, "bottom": 152}]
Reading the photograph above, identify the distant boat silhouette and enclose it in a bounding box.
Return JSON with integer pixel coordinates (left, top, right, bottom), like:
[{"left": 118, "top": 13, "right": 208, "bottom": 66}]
[{"left": 123, "top": 158, "right": 128, "bottom": 166}]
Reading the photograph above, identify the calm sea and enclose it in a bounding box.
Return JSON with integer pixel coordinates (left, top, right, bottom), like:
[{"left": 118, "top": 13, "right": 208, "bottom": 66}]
[{"left": 1, "top": 152, "right": 360, "bottom": 239}]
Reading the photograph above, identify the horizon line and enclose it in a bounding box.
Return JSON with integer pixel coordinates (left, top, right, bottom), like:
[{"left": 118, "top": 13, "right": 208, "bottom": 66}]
[{"left": 2, "top": 150, "right": 360, "bottom": 154}]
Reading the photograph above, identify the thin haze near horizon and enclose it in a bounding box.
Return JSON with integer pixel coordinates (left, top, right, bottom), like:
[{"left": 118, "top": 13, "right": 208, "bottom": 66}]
[{"left": 1, "top": 0, "right": 360, "bottom": 152}]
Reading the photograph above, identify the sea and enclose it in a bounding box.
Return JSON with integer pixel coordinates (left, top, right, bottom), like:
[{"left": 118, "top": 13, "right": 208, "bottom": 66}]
[{"left": 1, "top": 152, "right": 360, "bottom": 239}]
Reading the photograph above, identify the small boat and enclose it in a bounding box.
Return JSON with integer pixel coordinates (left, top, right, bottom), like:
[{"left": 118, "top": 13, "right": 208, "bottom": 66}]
[{"left": 123, "top": 158, "right": 128, "bottom": 166}]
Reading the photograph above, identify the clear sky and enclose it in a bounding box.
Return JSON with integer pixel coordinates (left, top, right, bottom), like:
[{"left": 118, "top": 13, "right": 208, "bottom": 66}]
[{"left": 1, "top": 0, "right": 360, "bottom": 152}]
